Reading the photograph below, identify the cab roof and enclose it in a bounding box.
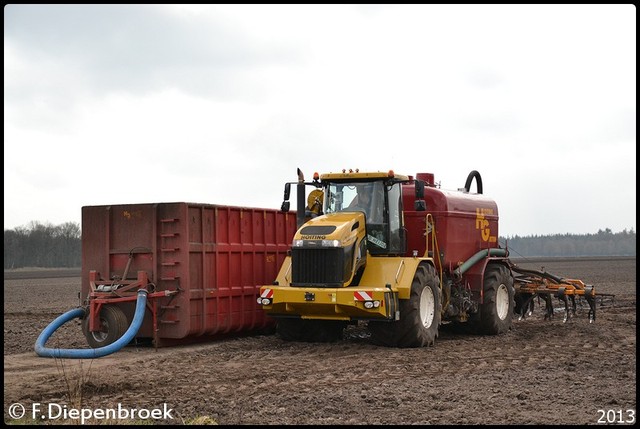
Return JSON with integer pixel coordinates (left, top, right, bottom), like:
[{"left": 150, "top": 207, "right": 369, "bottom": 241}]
[{"left": 320, "top": 170, "right": 410, "bottom": 182}]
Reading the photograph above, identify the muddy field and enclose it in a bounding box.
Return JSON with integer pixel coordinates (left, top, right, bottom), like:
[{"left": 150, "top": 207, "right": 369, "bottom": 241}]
[{"left": 3, "top": 258, "right": 636, "bottom": 425}]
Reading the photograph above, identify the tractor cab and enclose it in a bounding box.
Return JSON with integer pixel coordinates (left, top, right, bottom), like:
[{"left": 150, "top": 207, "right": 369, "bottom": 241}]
[
  {"left": 279, "top": 170, "right": 416, "bottom": 286},
  {"left": 323, "top": 177, "right": 405, "bottom": 256}
]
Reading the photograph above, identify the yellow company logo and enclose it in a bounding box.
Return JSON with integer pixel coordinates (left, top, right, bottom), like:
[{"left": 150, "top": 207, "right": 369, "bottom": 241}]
[
  {"left": 123, "top": 210, "right": 142, "bottom": 220},
  {"left": 475, "top": 208, "right": 497, "bottom": 243}
]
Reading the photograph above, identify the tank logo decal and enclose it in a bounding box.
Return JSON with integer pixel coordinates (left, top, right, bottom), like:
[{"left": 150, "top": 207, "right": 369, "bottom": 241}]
[
  {"left": 301, "top": 235, "right": 326, "bottom": 239},
  {"left": 475, "top": 208, "right": 497, "bottom": 243}
]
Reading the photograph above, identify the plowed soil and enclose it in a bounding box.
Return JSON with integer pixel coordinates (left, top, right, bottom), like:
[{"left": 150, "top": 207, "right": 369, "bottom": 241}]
[{"left": 3, "top": 258, "right": 636, "bottom": 425}]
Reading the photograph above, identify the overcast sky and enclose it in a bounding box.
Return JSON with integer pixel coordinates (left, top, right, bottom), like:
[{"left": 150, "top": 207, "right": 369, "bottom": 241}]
[{"left": 4, "top": 4, "right": 636, "bottom": 237}]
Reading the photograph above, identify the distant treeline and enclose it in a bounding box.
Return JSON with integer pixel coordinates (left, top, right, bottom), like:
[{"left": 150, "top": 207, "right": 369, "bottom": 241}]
[
  {"left": 4, "top": 221, "right": 81, "bottom": 269},
  {"left": 500, "top": 228, "right": 636, "bottom": 258},
  {"left": 3, "top": 222, "right": 636, "bottom": 269}
]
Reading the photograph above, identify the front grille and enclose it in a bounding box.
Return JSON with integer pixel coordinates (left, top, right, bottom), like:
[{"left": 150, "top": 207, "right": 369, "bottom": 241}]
[{"left": 291, "top": 247, "right": 345, "bottom": 287}]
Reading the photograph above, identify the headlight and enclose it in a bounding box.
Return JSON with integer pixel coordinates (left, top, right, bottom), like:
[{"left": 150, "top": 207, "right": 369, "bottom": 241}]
[
  {"left": 293, "top": 239, "right": 341, "bottom": 247},
  {"left": 363, "top": 300, "right": 380, "bottom": 309},
  {"left": 321, "top": 239, "right": 340, "bottom": 247}
]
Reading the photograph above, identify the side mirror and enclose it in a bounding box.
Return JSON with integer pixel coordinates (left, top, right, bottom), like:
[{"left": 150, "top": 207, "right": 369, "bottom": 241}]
[
  {"left": 281, "top": 201, "right": 290, "bottom": 212},
  {"left": 283, "top": 183, "right": 291, "bottom": 200}
]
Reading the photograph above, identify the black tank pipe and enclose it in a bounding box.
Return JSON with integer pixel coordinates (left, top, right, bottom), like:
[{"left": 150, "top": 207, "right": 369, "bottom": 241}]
[{"left": 464, "top": 170, "right": 483, "bottom": 194}]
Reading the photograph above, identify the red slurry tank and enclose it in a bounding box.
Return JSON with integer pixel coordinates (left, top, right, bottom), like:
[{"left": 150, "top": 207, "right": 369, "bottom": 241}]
[
  {"left": 403, "top": 171, "right": 499, "bottom": 277},
  {"left": 81, "top": 203, "right": 297, "bottom": 347}
]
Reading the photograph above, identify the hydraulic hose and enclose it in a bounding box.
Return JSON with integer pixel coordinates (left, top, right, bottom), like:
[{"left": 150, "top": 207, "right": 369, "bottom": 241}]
[
  {"left": 453, "top": 248, "right": 508, "bottom": 278},
  {"left": 34, "top": 289, "right": 148, "bottom": 359},
  {"left": 509, "top": 265, "right": 564, "bottom": 283}
]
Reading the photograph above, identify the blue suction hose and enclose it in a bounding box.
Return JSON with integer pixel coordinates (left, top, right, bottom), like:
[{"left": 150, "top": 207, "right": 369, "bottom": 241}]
[{"left": 34, "top": 289, "right": 148, "bottom": 359}]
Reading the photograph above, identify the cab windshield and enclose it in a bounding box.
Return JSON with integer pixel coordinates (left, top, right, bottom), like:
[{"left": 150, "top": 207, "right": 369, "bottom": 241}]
[{"left": 324, "top": 180, "right": 404, "bottom": 255}]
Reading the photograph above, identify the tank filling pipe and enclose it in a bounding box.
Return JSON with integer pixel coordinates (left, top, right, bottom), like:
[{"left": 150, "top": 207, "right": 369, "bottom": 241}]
[
  {"left": 453, "top": 248, "right": 508, "bottom": 278},
  {"left": 34, "top": 289, "right": 148, "bottom": 359}
]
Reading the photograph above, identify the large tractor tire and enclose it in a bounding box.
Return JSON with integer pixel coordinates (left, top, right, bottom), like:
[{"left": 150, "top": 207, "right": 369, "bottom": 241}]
[
  {"left": 276, "top": 319, "right": 345, "bottom": 343},
  {"left": 82, "top": 305, "right": 129, "bottom": 348},
  {"left": 369, "top": 264, "right": 441, "bottom": 348},
  {"left": 478, "top": 263, "right": 515, "bottom": 334}
]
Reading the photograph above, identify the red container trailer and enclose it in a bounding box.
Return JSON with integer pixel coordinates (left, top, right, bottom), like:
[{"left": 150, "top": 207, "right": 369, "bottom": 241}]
[{"left": 81, "top": 203, "right": 297, "bottom": 347}]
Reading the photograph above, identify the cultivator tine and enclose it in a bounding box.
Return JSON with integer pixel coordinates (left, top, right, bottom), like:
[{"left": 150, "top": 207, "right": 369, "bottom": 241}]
[
  {"left": 556, "top": 289, "right": 570, "bottom": 323},
  {"left": 584, "top": 286, "right": 597, "bottom": 323},
  {"left": 517, "top": 293, "right": 536, "bottom": 320},
  {"left": 541, "top": 293, "right": 554, "bottom": 320},
  {"left": 524, "top": 295, "right": 534, "bottom": 320},
  {"left": 555, "top": 288, "right": 578, "bottom": 323}
]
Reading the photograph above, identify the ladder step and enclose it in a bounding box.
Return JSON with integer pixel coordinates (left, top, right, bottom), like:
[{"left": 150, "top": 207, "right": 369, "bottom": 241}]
[{"left": 160, "top": 218, "right": 179, "bottom": 223}]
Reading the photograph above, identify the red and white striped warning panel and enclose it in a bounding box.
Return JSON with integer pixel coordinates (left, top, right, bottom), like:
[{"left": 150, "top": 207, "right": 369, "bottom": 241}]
[
  {"left": 260, "top": 289, "right": 274, "bottom": 299},
  {"left": 354, "top": 291, "right": 373, "bottom": 301}
]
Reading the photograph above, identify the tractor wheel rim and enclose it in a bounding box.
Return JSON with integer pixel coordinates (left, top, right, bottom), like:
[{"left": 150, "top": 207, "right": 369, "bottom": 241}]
[
  {"left": 496, "top": 284, "right": 509, "bottom": 320},
  {"left": 420, "top": 286, "right": 435, "bottom": 329}
]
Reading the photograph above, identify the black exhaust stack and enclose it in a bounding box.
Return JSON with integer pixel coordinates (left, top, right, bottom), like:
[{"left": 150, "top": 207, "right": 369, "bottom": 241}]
[{"left": 296, "top": 168, "right": 306, "bottom": 229}]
